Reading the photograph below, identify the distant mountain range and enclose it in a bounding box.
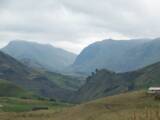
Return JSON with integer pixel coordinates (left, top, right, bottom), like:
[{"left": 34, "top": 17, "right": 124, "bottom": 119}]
[
  {"left": 4, "top": 39, "right": 160, "bottom": 75},
  {"left": 72, "top": 38, "right": 160, "bottom": 74},
  {"left": 72, "top": 61, "right": 160, "bottom": 102},
  {"left": 2, "top": 40, "right": 77, "bottom": 72}
]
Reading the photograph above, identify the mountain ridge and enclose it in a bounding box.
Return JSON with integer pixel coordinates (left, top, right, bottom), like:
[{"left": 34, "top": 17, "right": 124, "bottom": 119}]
[
  {"left": 71, "top": 38, "right": 160, "bottom": 74},
  {"left": 2, "top": 40, "right": 77, "bottom": 72}
]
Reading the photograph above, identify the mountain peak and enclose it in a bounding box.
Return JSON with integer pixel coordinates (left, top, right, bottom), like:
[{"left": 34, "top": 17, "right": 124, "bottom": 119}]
[
  {"left": 72, "top": 38, "right": 160, "bottom": 74},
  {"left": 2, "top": 40, "right": 77, "bottom": 72}
]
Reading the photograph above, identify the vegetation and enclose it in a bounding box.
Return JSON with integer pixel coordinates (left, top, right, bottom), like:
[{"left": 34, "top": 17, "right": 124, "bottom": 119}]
[
  {"left": 0, "top": 79, "right": 33, "bottom": 98},
  {"left": 0, "top": 91, "right": 160, "bottom": 120},
  {"left": 0, "top": 51, "right": 81, "bottom": 101},
  {"left": 44, "top": 71, "right": 85, "bottom": 91},
  {"left": 73, "top": 61, "right": 160, "bottom": 102},
  {"left": 0, "top": 97, "right": 69, "bottom": 112},
  {"left": 1, "top": 40, "right": 160, "bottom": 120}
]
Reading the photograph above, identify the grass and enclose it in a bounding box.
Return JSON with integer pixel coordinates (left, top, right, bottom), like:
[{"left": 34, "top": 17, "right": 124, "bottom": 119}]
[
  {"left": 44, "top": 71, "right": 84, "bottom": 91},
  {"left": 0, "top": 91, "right": 160, "bottom": 120},
  {"left": 0, "top": 79, "right": 31, "bottom": 97},
  {"left": 129, "top": 108, "right": 160, "bottom": 120},
  {"left": 0, "top": 97, "right": 70, "bottom": 112}
]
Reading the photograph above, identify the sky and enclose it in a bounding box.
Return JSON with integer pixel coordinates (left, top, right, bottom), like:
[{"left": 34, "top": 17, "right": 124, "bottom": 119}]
[{"left": 0, "top": 0, "right": 160, "bottom": 53}]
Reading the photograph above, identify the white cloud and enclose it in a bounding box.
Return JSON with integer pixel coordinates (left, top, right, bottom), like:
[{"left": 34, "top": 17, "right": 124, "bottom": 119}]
[{"left": 0, "top": 0, "right": 160, "bottom": 53}]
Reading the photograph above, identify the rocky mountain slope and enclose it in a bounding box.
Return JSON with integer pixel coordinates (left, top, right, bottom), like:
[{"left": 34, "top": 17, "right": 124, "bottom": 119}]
[{"left": 73, "top": 61, "right": 160, "bottom": 102}]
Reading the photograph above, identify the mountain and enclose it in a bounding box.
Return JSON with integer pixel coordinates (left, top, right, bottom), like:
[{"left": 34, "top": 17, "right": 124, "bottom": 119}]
[
  {"left": 2, "top": 40, "right": 77, "bottom": 72},
  {"left": 72, "top": 61, "right": 160, "bottom": 102},
  {"left": 0, "top": 51, "right": 76, "bottom": 101},
  {"left": 71, "top": 38, "right": 160, "bottom": 73}
]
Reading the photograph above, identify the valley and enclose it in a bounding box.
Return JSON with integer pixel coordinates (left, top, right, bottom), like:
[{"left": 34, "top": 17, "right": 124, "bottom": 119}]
[
  {"left": 0, "top": 39, "right": 160, "bottom": 120},
  {"left": 1, "top": 1, "right": 160, "bottom": 119},
  {"left": 0, "top": 50, "right": 83, "bottom": 102}
]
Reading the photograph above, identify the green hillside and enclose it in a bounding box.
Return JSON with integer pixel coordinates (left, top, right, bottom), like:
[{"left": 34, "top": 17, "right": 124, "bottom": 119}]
[
  {"left": 0, "top": 79, "right": 32, "bottom": 98},
  {"left": 44, "top": 71, "right": 85, "bottom": 91},
  {"left": 0, "top": 51, "right": 76, "bottom": 101},
  {"left": 73, "top": 62, "right": 160, "bottom": 102}
]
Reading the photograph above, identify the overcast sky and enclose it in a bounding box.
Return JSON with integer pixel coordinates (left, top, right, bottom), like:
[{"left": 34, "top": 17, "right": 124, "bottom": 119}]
[{"left": 0, "top": 0, "right": 160, "bottom": 53}]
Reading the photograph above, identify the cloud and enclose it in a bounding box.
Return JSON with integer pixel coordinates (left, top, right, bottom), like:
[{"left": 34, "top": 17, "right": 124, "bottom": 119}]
[{"left": 0, "top": 0, "right": 160, "bottom": 53}]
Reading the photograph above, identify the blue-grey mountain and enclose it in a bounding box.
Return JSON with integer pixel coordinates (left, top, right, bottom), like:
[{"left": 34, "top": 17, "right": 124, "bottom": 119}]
[
  {"left": 2, "top": 40, "right": 77, "bottom": 72},
  {"left": 72, "top": 38, "right": 160, "bottom": 73}
]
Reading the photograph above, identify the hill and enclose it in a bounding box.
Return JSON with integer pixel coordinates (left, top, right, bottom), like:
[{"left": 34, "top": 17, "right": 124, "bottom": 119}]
[
  {"left": 0, "top": 51, "right": 77, "bottom": 101},
  {"left": 1, "top": 91, "right": 160, "bottom": 120},
  {"left": 72, "top": 38, "right": 160, "bottom": 73},
  {"left": 44, "top": 71, "right": 85, "bottom": 91},
  {"left": 72, "top": 61, "right": 160, "bottom": 102},
  {"left": 52, "top": 91, "right": 160, "bottom": 120},
  {"left": 0, "top": 79, "right": 32, "bottom": 98},
  {"left": 2, "top": 40, "right": 77, "bottom": 72}
]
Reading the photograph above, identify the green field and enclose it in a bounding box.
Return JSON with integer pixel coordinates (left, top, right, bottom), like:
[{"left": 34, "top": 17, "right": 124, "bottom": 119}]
[
  {"left": 0, "top": 97, "right": 70, "bottom": 112},
  {"left": 0, "top": 91, "right": 160, "bottom": 120}
]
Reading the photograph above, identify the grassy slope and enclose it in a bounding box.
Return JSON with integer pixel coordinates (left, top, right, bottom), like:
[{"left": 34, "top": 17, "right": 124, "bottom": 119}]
[
  {"left": 0, "top": 79, "right": 33, "bottom": 98},
  {"left": 0, "top": 51, "right": 77, "bottom": 101},
  {"left": 1, "top": 91, "right": 160, "bottom": 120},
  {"left": 44, "top": 71, "right": 85, "bottom": 91},
  {"left": 0, "top": 97, "right": 70, "bottom": 112},
  {"left": 53, "top": 91, "right": 160, "bottom": 120}
]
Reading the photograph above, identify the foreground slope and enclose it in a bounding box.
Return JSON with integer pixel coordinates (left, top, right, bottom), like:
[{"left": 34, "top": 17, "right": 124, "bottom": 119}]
[
  {"left": 2, "top": 40, "right": 76, "bottom": 72},
  {"left": 72, "top": 38, "right": 160, "bottom": 73},
  {"left": 73, "top": 61, "right": 160, "bottom": 102},
  {"left": 53, "top": 91, "right": 160, "bottom": 120},
  {"left": 1, "top": 91, "right": 160, "bottom": 120}
]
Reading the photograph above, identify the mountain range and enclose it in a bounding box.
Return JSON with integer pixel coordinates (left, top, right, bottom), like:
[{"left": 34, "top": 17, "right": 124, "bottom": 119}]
[
  {"left": 72, "top": 38, "right": 160, "bottom": 74},
  {"left": 2, "top": 40, "right": 77, "bottom": 72}
]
